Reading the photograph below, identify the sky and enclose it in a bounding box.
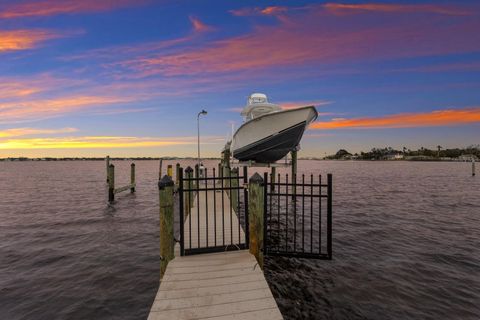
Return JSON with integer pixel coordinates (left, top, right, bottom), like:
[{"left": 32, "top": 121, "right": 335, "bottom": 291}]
[{"left": 0, "top": 0, "right": 479, "bottom": 158}]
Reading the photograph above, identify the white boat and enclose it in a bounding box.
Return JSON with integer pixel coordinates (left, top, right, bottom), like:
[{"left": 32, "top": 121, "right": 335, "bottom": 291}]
[{"left": 230, "top": 93, "right": 318, "bottom": 163}]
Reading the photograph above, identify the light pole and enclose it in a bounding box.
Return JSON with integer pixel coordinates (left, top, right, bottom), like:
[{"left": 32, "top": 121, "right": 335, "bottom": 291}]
[{"left": 197, "top": 109, "right": 207, "bottom": 170}]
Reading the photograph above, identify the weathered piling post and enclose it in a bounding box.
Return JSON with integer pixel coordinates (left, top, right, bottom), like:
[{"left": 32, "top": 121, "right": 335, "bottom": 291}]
[
  {"left": 108, "top": 164, "right": 115, "bottom": 202},
  {"left": 175, "top": 163, "right": 181, "bottom": 187},
  {"left": 167, "top": 164, "right": 173, "bottom": 177},
  {"left": 158, "top": 159, "right": 163, "bottom": 179},
  {"left": 106, "top": 156, "right": 110, "bottom": 182},
  {"left": 184, "top": 166, "right": 194, "bottom": 216},
  {"left": 130, "top": 163, "right": 135, "bottom": 193},
  {"left": 473, "top": 158, "right": 476, "bottom": 176},
  {"left": 249, "top": 173, "right": 265, "bottom": 269},
  {"left": 270, "top": 166, "right": 276, "bottom": 192},
  {"left": 159, "top": 175, "right": 175, "bottom": 278}
]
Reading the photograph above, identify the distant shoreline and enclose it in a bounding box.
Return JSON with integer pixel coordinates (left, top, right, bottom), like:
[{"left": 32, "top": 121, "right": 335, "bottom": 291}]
[{"left": 0, "top": 157, "right": 476, "bottom": 162}]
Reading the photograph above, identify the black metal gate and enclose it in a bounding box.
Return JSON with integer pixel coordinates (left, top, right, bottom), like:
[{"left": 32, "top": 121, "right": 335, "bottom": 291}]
[
  {"left": 178, "top": 166, "right": 249, "bottom": 256},
  {"left": 263, "top": 172, "right": 332, "bottom": 259}
]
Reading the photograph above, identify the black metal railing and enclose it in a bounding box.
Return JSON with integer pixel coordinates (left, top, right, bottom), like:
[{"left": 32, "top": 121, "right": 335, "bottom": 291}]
[
  {"left": 263, "top": 172, "right": 332, "bottom": 259},
  {"left": 178, "top": 166, "right": 249, "bottom": 256}
]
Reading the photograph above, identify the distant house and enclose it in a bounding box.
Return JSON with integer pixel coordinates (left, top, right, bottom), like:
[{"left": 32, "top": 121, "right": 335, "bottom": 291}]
[
  {"left": 384, "top": 153, "right": 404, "bottom": 160},
  {"left": 458, "top": 154, "right": 479, "bottom": 161}
]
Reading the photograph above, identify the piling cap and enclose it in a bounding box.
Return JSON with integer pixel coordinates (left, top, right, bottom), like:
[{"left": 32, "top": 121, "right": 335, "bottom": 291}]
[
  {"left": 185, "top": 166, "right": 193, "bottom": 173},
  {"left": 158, "top": 175, "right": 174, "bottom": 189},
  {"left": 249, "top": 172, "right": 264, "bottom": 184}
]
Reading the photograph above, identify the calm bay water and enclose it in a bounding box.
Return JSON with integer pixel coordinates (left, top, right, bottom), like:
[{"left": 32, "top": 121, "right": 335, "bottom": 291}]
[{"left": 0, "top": 160, "right": 479, "bottom": 319}]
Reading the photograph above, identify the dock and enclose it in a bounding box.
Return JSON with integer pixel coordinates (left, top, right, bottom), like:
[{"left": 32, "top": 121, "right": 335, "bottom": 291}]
[
  {"left": 149, "top": 163, "right": 333, "bottom": 319},
  {"left": 148, "top": 177, "right": 283, "bottom": 319},
  {"left": 147, "top": 250, "right": 282, "bottom": 320}
]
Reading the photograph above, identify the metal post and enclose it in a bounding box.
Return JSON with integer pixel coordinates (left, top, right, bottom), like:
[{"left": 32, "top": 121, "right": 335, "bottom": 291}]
[
  {"left": 130, "top": 163, "right": 135, "bottom": 193},
  {"left": 178, "top": 168, "right": 185, "bottom": 256},
  {"left": 159, "top": 175, "right": 174, "bottom": 277},
  {"left": 248, "top": 173, "right": 265, "bottom": 269},
  {"left": 327, "top": 174, "right": 333, "bottom": 260},
  {"left": 291, "top": 149, "right": 297, "bottom": 200},
  {"left": 197, "top": 109, "right": 207, "bottom": 169},
  {"left": 108, "top": 164, "right": 115, "bottom": 203}
]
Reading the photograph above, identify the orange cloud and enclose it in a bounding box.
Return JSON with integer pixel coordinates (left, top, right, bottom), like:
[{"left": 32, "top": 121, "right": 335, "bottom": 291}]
[
  {"left": 0, "top": 30, "right": 60, "bottom": 52},
  {"left": 310, "top": 107, "right": 480, "bottom": 130},
  {"left": 0, "top": 135, "right": 222, "bottom": 149},
  {"left": 0, "top": 0, "right": 147, "bottom": 19},
  {"left": 0, "top": 95, "right": 132, "bottom": 123},
  {"left": 324, "top": 3, "right": 471, "bottom": 16},
  {"left": 0, "top": 127, "right": 77, "bottom": 138}
]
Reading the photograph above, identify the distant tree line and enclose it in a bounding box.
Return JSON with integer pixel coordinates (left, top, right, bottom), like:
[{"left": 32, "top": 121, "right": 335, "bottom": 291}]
[{"left": 326, "top": 145, "right": 480, "bottom": 160}]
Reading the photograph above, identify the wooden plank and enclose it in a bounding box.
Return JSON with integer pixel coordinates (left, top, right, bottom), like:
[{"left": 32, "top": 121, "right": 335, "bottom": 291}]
[
  {"left": 150, "top": 288, "right": 272, "bottom": 311},
  {"left": 114, "top": 183, "right": 136, "bottom": 194},
  {"left": 154, "top": 280, "right": 268, "bottom": 300},
  {"left": 148, "top": 297, "right": 278, "bottom": 320}
]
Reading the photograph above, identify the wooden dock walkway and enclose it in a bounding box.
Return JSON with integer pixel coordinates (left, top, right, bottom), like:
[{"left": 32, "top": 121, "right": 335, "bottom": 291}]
[{"left": 148, "top": 189, "right": 283, "bottom": 320}]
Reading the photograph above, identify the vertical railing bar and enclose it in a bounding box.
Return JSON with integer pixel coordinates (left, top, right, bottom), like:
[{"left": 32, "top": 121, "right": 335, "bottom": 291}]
[
  {"left": 285, "top": 173, "right": 289, "bottom": 253},
  {"left": 196, "top": 168, "right": 200, "bottom": 249},
  {"left": 277, "top": 173, "right": 281, "bottom": 251},
  {"left": 244, "top": 166, "right": 249, "bottom": 248},
  {"left": 179, "top": 168, "right": 184, "bottom": 256},
  {"left": 302, "top": 174, "right": 305, "bottom": 253},
  {"left": 205, "top": 168, "right": 208, "bottom": 248},
  {"left": 263, "top": 172, "right": 268, "bottom": 255},
  {"left": 327, "top": 174, "right": 333, "bottom": 259},
  {"left": 293, "top": 173, "right": 297, "bottom": 252},
  {"left": 237, "top": 172, "right": 241, "bottom": 244},
  {"left": 188, "top": 171, "right": 192, "bottom": 250},
  {"left": 269, "top": 173, "right": 273, "bottom": 246},
  {"left": 213, "top": 168, "right": 217, "bottom": 247},
  {"left": 229, "top": 170, "right": 233, "bottom": 245},
  {"left": 221, "top": 168, "right": 225, "bottom": 246},
  {"left": 319, "top": 174, "right": 322, "bottom": 255},
  {"left": 310, "top": 174, "right": 313, "bottom": 253}
]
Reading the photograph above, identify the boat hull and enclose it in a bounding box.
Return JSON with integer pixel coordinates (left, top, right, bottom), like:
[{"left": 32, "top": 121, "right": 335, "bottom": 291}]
[{"left": 231, "top": 106, "right": 317, "bottom": 163}]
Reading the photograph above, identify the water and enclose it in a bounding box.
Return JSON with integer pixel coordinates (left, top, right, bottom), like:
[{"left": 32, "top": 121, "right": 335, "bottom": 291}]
[{"left": 1, "top": 160, "right": 479, "bottom": 319}]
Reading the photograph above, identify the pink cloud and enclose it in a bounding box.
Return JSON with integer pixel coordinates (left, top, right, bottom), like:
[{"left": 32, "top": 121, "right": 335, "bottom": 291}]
[
  {"left": 106, "top": 4, "right": 480, "bottom": 78},
  {"left": 0, "top": 0, "right": 149, "bottom": 19}
]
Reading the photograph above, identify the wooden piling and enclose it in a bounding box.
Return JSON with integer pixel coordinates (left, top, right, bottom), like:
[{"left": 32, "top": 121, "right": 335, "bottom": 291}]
[
  {"left": 108, "top": 164, "right": 115, "bottom": 202},
  {"left": 473, "top": 158, "right": 476, "bottom": 176},
  {"left": 270, "top": 166, "right": 276, "bottom": 192},
  {"left": 175, "top": 163, "right": 180, "bottom": 187},
  {"left": 106, "top": 156, "right": 110, "bottom": 183},
  {"left": 167, "top": 164, "right": 173, "bottom": 177},
  {"left": 159, "top": 159, "right": 163, "bottom": 180},
  {"left": 159, "top": 175, "right": 175, "bottom": 278},
  {"left": 248, "top": 173, "right": 265, "bottom": 269},
  {"left": 130, "top": 163, "right": 136, "bottom": 193}
]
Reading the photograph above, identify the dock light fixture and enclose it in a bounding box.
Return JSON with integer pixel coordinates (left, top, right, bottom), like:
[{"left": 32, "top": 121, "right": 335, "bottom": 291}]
[{"left": 197, "top": 109, "right": 208, "bottom": 172}]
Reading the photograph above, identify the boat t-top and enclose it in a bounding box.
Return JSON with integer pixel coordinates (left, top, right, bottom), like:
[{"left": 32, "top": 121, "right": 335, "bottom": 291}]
[{"left": 230, "top": 93, "right": 318, "bottom": 163}]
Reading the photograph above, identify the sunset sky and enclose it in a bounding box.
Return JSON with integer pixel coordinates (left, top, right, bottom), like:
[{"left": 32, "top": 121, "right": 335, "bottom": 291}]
[{"left": 1, "top": 0, "right": 479, "bottom": 158}]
